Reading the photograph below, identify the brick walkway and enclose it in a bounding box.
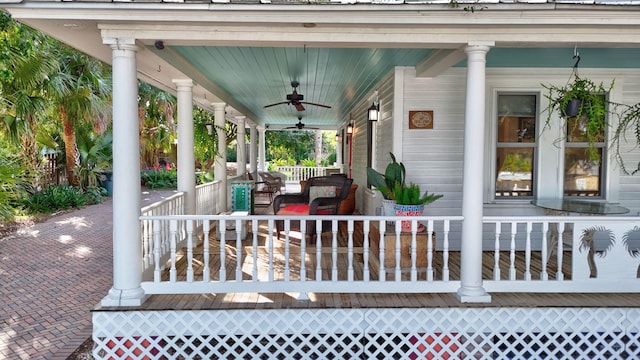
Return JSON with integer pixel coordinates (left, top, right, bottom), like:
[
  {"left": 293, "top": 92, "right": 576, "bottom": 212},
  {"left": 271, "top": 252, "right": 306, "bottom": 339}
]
[{"left": 0, "top": 189, "right": 178, "bottom": 360}]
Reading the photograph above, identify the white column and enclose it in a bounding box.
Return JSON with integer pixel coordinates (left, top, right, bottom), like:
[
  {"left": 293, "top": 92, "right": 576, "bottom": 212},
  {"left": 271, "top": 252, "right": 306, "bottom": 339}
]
[
  {"left": 249, "top": 125, "right": 257, "bottom": 179},
  {"left": 456, "top": 43, "right": 493, "bottom": 303},
  {"left": 101, "top": 41, "right": 146, "bottom": 307},
  {"left": 213, "top": 102, "right": 227, "bottom": 211},
  {"left": 235, "top": 116, "right": 246, "bottom": 177},
  {"left": 258, "top": 127, "right": 266, "bottom": 172},
  {"left": 174, "top": 79, "right": 196, "bottom": 215}
]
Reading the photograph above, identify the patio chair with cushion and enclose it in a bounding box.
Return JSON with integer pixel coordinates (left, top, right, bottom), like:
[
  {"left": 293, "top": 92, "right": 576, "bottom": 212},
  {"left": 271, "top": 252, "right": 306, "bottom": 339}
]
[
  {"left": 259, "top": 171, "right": 285, "bottom": 193},
  {"left": 273, "top": 175, "right": 353, "bottom": 241},
  {"left": 248, "top": 172, "right": 280, "bottom": 206}
]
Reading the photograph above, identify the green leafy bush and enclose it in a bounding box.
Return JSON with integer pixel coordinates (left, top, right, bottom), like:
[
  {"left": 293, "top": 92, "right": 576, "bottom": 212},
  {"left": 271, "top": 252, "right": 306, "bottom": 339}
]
[
  {"left": 84, "top": 186, "right": 106, "bottom": 205},
  {"left": 0, "top": 156, "right": 30, "bottom": 219},
  {"left": 301, "top": 159, "right": 316, "bottom": 167},
  {"left": 141, "top": 169, "right": 178, "bottom": 189},
  {"left": 22, "top": 185, "right": 91, "bottom": 213}
]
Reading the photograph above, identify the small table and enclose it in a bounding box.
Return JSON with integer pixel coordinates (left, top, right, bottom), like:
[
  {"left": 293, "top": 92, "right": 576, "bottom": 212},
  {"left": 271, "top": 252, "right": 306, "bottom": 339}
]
[
  {"left": 531, "top": 198, "right": 630, "bottom": 215},
  {"left": 531, "top": 198, "right": 629, "bottom": 260}
]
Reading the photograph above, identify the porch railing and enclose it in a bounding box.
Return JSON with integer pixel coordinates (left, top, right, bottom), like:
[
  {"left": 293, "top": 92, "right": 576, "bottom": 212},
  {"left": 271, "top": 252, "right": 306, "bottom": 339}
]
[
  {"left": 140, "top": 192, "right": 185, "bottom": 279},
  {"left": 273, "top": 166, "right": 341, "bottom": 182},
  {"left": 140, "top": 181, "right": 222, "bottom": 279},
  {"left": 196, "top": 180, "right": 222, "bottom": 218},
  {"left": 138, "top": 212, "right": 640, "bottom": 295}
]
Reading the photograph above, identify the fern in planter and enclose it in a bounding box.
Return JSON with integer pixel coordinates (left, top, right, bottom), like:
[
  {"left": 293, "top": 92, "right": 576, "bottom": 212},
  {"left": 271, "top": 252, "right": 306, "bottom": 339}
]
[
  {"left": 542, "top": 75, "right": 614, "bottom": 162},
  {"left": 392, "top": 182, "right": 443, "bottom": 206}
]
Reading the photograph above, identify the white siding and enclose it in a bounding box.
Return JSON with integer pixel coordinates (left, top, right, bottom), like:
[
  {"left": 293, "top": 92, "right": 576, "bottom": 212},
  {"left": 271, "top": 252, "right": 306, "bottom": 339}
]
[
  {"left": 401, "top": 67, "right": 466, "bottom": 217},
  {"left": 353, "top": 71, "right": 396, "bottom": 215},
  {"left": 371, "top": 66, "right": 640, "bottom": 219}
]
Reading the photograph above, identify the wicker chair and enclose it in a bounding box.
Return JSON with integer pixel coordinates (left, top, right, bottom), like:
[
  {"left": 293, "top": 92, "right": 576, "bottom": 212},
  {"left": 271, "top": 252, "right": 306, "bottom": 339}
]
[{"left": 273, "top": 175, "right": 353, "bottom": 241}]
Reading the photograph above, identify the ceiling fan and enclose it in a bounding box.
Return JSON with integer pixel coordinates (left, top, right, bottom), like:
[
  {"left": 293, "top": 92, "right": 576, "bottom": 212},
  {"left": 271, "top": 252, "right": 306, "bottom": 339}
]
[
  {"left": 264, "top": 80, "right": 332, "bottom": 112},
  {"left": 284, "top": 116, "right": 319, "bottom": 130}
]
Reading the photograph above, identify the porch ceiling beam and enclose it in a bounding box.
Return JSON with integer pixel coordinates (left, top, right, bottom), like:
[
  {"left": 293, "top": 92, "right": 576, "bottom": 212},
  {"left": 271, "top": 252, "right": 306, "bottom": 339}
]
[
  {"left": 415, "top": 48, "right": 466, "bottom": 78},
  {"left": 99, "top": 24, "right": 640, "bottom": 47}
]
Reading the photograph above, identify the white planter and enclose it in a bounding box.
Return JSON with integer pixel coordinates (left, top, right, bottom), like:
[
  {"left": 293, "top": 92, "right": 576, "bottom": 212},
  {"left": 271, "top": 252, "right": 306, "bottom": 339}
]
[{"left": 381, "top": 199, "right": 396, "bottom": 225}]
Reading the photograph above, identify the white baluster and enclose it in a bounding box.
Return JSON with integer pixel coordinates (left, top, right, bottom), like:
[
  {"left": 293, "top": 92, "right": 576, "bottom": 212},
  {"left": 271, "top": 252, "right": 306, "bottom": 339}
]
[
  {"left": 493, "top": 222, "right": 501, "bottom": 280},
  {"left": 203, "top": 220, "right": 210, "bottom": 282},
  {"left": 186, "top": 220, "right": 194, "bottom": 282},
  {"left": 363, "top": 220, "right": 370, "bottom": 282},
  {"left": 524, "top": 222, "right": 532, "bottom": 281},
  {"left": 509, "top": 221, "right": 517, "bottom": 280},
  {"left": 541, "top": 221, "right": 549, "bottom": 280}
]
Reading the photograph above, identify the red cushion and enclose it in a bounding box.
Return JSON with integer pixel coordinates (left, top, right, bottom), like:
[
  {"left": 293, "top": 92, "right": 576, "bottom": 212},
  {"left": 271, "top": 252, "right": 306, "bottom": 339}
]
[
  {"left": 277, "top": 204, "right": 333, "bottom": 215},
  {"left": 277, "top": 204, "right": 310, "bottom": 215}
]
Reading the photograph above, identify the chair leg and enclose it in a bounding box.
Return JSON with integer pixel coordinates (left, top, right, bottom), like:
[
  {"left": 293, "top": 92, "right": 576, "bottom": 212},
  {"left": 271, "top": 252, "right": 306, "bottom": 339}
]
[{"left": 275, "top": 220, "right": 282, "bottom": 241}]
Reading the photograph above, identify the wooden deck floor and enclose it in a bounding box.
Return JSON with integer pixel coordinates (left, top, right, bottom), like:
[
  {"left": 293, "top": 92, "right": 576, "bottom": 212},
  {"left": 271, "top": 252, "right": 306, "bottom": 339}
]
[{"left": 117, "top": 218, "right": 640, "bottom": 312}]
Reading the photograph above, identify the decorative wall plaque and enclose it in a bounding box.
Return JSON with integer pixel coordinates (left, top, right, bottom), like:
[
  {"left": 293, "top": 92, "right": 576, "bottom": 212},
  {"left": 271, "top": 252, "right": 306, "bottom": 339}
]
[{"left": 409, "top": 110, "right": 434, "bottom": 129}]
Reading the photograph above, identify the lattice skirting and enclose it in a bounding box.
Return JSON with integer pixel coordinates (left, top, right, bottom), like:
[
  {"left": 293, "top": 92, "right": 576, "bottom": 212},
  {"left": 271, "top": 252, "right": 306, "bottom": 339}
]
[{"left": 93, "top": 307, "right": 640, "bottom": 359}]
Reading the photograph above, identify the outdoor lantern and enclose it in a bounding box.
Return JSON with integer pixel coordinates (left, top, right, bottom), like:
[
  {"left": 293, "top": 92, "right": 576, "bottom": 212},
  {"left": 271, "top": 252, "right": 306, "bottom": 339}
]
[
  {"left": 335, "top": 132, "right": 339, "bottom": 141},
  {"left": 368, "top": 102, "right": 380, "bottom": 122},
  {"left": 346, "top": 122, "right": 354, "bottom": 135}
]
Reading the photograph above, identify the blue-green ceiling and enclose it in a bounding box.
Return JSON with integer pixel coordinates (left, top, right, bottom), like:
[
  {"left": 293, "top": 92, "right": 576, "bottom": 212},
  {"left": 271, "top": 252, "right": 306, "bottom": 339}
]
[
  {"left": 164, "top": 46, "right": 640, "bottom": 129},
  {"left": 173, "top": 46, "right": 432, "bottom": 128}
]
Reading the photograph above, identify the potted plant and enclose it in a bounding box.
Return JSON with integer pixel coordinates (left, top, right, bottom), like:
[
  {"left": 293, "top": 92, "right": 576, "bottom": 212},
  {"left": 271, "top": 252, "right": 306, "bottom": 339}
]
[
  {"left": 542, "top": 74, "right": 614, "bottom": 162},
  {"left": 392, "top": 182, "right": 443, "bottom": 232},
  {"left": 367, "top": 152, "right": 405, "bottom": 218}
]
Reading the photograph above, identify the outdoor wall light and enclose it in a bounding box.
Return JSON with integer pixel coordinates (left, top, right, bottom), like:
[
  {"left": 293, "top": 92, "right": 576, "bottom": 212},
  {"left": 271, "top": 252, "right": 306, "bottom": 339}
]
[
  {"left": 368, "top": 101, "right": 380, "bottom": 122},
  {"left": 346, "top": 122, "right": 354, "bottom": 135},
  {"left": 335, "top": 132, "right": 340, "bottom": 141}
]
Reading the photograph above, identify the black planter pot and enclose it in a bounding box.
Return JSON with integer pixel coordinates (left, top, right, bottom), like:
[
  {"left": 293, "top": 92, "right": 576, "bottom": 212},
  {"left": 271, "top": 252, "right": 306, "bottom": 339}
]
[{"left": 563, "top": 99, "right": 582, "bottom": 118}]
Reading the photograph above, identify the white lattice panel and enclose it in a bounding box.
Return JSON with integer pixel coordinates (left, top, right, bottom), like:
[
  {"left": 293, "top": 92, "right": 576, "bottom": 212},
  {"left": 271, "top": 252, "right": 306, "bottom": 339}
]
[{"left": 93, "top": 308, "right": 640, "bottom": 359}]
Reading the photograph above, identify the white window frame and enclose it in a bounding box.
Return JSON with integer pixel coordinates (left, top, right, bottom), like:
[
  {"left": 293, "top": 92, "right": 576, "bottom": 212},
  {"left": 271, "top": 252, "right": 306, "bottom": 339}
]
[{"left": 486, "top": 89, "right": 541, "bottom": 203}]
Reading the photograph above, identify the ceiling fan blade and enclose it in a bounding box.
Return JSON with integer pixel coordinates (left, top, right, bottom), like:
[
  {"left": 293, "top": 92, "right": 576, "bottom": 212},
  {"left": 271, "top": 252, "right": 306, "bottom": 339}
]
[
  {"left": 300, "top": 101, "right": 332, "bottom": 109},
  {"left": 264, "top": 101, "right": 289, "bottom": 108},
  {"left": 294, "top": 103, "right": 306, "bottom": 111}
]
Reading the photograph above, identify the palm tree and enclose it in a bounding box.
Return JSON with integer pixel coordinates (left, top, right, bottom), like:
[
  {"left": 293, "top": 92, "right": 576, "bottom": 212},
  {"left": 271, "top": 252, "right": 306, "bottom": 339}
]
[
  {"left": 579, "top": 226, "right": 615, "bottom": 278},
  {"left": 48, "top": 47, "right": 111, "bottom": 186},
  {"left": 0, "top": 15, "right": 60, "bottom": 186},
  {"left": 138, "top": 82, "right": 176, "bottom": 169}
]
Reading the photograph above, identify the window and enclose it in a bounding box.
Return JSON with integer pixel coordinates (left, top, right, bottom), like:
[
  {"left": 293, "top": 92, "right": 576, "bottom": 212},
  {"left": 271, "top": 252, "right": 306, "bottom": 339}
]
[
  {"left": 563, "top": 114, "right": 605, "bottom": 197},
  {"left": 495, "top": 94, "right": 537, "bottom": 198}
]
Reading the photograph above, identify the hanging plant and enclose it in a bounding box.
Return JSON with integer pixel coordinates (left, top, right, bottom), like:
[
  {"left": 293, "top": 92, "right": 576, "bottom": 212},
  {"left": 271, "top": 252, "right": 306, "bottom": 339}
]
[
  {"left": 612, "top": 102, "right": 640, "bottom": 175},
  {"left": 542, "top": 73, "right": 614, "bottom": 162},
  {"left": 541, "top": 51, "right": 640, "bottom": 173}
]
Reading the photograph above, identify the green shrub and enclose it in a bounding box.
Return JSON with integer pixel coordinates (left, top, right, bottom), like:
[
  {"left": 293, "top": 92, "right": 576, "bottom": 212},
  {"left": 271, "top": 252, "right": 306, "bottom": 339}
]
[
  {"left": 197, "top": 169, "right": 215, "bottom": 185},
  {"left": 301, "top": 159, "right": 316, "bottom": 167},
  {"left": 0, "top": 156, "right": 30, "bottom": 219},
  {"left": 23, "top": 185, "right": 88, "bottom": 213},
  {"left": 84, "top": 186, "right": 105, "bottom": 205},
  {"left": 141, "top": 169, "right": 178, "bottom": 189}
]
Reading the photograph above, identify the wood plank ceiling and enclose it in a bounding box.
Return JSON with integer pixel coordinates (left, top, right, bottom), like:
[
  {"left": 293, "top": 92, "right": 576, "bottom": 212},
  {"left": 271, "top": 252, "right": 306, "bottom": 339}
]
[{"left": 156, "top": 46, "right": 640, "bottom": 129}]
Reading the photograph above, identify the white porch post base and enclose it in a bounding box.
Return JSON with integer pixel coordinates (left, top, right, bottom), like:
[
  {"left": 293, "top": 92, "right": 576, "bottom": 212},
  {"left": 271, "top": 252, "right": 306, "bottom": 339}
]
[
  {"left": 101, "top": 287, "right": 149, "bottom": 307},
  {"left": 455, "top": 287, "right": 492, "bottom": 303}
]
